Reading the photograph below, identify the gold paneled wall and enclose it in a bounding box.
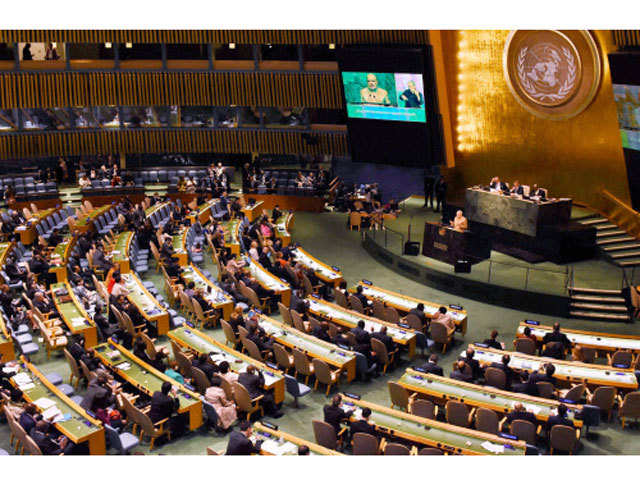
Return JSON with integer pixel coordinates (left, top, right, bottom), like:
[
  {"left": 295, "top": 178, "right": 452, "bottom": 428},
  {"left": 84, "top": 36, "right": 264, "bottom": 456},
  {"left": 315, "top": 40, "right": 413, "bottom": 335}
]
[
  {"left": 0, "top": 129, "right": 348, "bottom": 159},
  {"left": 444, "top": 30, "right": 629, "bottom": 209},
  {"left": 0, "top": 72, "right": 343, "bottom": 109}
]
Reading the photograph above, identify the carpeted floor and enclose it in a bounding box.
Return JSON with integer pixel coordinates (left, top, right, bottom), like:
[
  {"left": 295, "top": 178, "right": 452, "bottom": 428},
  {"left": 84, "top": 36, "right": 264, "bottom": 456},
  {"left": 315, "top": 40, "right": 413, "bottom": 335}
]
[{"left": 2, "top": 199, "right": 640, "bottom": 455}]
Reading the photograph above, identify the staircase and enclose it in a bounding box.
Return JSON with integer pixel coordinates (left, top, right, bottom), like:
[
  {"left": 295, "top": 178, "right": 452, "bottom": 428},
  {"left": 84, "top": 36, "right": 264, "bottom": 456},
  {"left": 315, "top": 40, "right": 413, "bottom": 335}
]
[
  {"left": 568, "top": 286, "right": 631, "bottom": 322},
  {"left": 58, "top": 186, "right": 83, "bottom": 208},
  {"left": 576, "top": 213, "right": 640, "bottom": 268}
]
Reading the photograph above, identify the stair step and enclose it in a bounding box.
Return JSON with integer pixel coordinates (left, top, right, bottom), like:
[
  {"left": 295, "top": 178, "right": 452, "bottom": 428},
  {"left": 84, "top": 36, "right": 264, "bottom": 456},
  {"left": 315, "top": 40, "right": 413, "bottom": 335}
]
[
  {"left": 618, "top": 260, "right": 640, "bottom": 267},
  {"left": 579, "top": 218, "right": 609, "bottom": 225},
  {"left": 597, "top": 236, "right": 636, "bottom": 245},
  {"left": 596, "top": 229, "right": 627, "bottom": 238},
  {"left": 569, "top": 287, "right": 622, "bottom": 295},
  {"left": 610, "top": 250, "right": 640, "bottom": 259},
  {"left": 595, "top": 224, "right": 619, "bottom": 231},
  {"left": 571, "top": 295, "right": 626, "bottom": 303},
  {"left": 603, "top": 242, "right": 640, "bottom": 252},
  {"left": 570, "top": 302, "right": 628, "bottom": 312},
  {"left": 570, "top": 310, "right": 631, "bottom": 321}
]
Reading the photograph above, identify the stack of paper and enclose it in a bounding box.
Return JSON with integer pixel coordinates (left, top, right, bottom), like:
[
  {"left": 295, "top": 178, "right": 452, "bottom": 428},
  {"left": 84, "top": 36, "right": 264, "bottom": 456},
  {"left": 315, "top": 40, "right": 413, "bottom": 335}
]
[
  {"left": 480, "top": 441, "right": 505, "bottom": 454},
  {"left": 12, "top": 372, "right": 32, "bottom": 386},
  {"left": 71, "top": 317, "right": 85, "bottom": 327},
  {"left": 42, "top": 406, "right": 63, "bottom": 422},
  {"left": 116, "top": 362, "right": 131, "bottom": 371}
]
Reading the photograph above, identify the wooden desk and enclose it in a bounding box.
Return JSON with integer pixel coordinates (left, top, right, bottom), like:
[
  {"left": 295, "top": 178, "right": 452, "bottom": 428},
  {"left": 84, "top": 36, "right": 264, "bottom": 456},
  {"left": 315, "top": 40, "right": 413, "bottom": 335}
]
[
  {"left": 398, "top": 368, "right": 584, "bottom": 427},
  {"left": 467, "top": 345, "right": 638, "bottom": 390},
  {"left": 274, "top": 212, "right": 294, "bottom": 247},
  {"left": 223, "top": 218, "right": 241, "bottom": 256},
  {"left": 306, "top": 297, "right": 417, "bottom": 358},
  {"left": 517, "top": 321, "right": 640, "bottom": 355},
  {"left": 51, "top": 281, "right": 98, "bottom": 348},
  {"left": 122, "top": 273, "right": 170, "bottom": 336},
  {"left": 73, "top": 205, "right": 113, "bottom": 234},
  {"left": 188, "top": 198, "right": 218, "bottom": 225},
  {"left": 168, "top": 326, "right": 284, "bottom": 404},
  {"left": 338, "top": 394, "right": 526, "bottom": 455},
  {"left": 0, "top": 242, "right": 14, "bottom": 279},
  {"left": 244, "top": 256, "right": 291, "bottom": 307},
  {"left": 111, "top": 231, "right": 133, "bottom": 274},
  {"left": 0, "top": 310, "right": 15, "bottom": 361},
  {"left": 241, "top": 200, "right": 264, "bottom": 222},
  {"left": 94, "top": 340, "right": 203, "bottom": 431},
  {"left": 180, "top": 264, "right": 234, "bottom": 321},
  {"left": 15, "top": 207, "right": 57, "bottom": 245},
  {"left": 256, "top": 314, "right": 356, "bottom": 382},
  {"left": 144, "top": 201, "right": 171, "bottom": 220},
  {"left": 12, "top": 358, "right": 105, "bottom": 454},
  {"left": 291, "top": 247, "right": 343, "bottom": 287},
  {"left": 354, "top": 281, "right": 468, "bottom": 334},
  {"left": 251, "top": 422, "right": 343, "bottom": 455},
  {"left": 48, "top": 235, "right": 75, "bottom": 283},
  {"left": 171, "top": 226, "right": 189, "bottom": 266}
]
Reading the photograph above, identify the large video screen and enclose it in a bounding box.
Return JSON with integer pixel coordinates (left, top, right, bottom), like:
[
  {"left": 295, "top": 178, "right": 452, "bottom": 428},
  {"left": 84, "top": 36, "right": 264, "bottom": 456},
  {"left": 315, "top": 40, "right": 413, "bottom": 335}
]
[
  {"left": 341, "top": 71, "right": 426, "bottom": 123},
  {"left": 613, "top": 83, "right": 640, "bottom": 151}
]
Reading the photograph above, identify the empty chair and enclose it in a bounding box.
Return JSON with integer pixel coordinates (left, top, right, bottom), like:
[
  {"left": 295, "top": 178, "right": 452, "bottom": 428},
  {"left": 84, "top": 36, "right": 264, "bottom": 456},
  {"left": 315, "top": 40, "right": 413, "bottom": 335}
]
[
  {"left": 293, "top": 348, "right": 314, "bottom": 385},
  {"left": 278, "top": 302, "right": 293, "bottom": 326},
  {"left": 510, "top": 419, "right": 537, "bottom": 445},
  {"left": 104, "top": 423, "right": 140, "bottom": 454},
  {"left": 619, "top": 391, "right": 640, "bottom": 429},
  {"left": 608, "top": 350, "right": 634, "bottom": 368},
  {"left": 383, "top": 307, "right": 399, "bottom": 324},
  {"left": 284, "top": 373, "right": 312, "bottom": 408},
  {"left": 220, "top": 319, "right": 239, "bottom": 349},
  {"left": 334, "top": 289, "right": 349, "bottom": 309},
  {"left": 370, "top": 337, "right": 394, "bottom": 374},
  {"left": 384, "top": 442, "right": 410, "bottom": 455},
  {"left": 418, "top": 447, "right": 443, "bottom": 455},
  {"left": 191, "top": 367, "right": 212, "bottom": 394},
  {"left": 514, "top": 337, "right": 537, "bottom": 355},
  {"left": 484, "top": 367, "right": 506, "bottom": 390},
  {"left": 475, "top": 408, "right": 499, "bottom": 435},
  {"left": 587, "top": 386, "right": 617, "bottom": 421},
  {"left": 349, "top": 295, "right": 364, "bottom": 314},
  {"left": 429, "top": 322, "right": 454, "bottom": 353},
  {"left": 536, "top": 381, "right": 556, "bottom": 399},
  {"left": 549, "top": 425, "right": 579, "bottom": 455},
  {"left": 352, "top": 432, "right": 379, "bottom": 455},
  {"left": 388, "top": 381, "right": 414, "bottom": 412},
  {"left": 445, "top": 400, "right": 472, "bottom": 428},
  {"left": 410, "top": 399, "right": 437, "bottom": 420},
  {"left": 560, "top": 383, "right": 586, "bottom": 403},
  {"left": 273, "top": 344, "right": 294, "bottom": 374},
  {"left": 311, "top": 358, "right": 338, "bottom": 396},
  {"left": 371, "top": 299, "right": 386, "bottom": 320},
  {"left": 312, "top": 420, "right": 339, "bottom": 451}
]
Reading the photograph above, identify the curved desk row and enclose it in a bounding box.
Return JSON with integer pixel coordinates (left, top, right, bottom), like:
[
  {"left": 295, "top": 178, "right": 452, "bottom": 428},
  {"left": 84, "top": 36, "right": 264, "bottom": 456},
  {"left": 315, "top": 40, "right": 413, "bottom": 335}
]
[
  {"left": 355, "top": 281, "right": 468, "bottom": 335},
  {"left": 122, "top": 272, "right": 170, "bottom": 336},
  {"left": 251, "top": 422, "right": 342, "bottom": 455},
  {"left": 274, "top": 212, "right": 294, "bottom": 247},
  {"left": 72, "top": 204, "right": 114, "bottom": 234},
  {"left": 291, "top": 247, "right": 343, "bottom": 287},
  {"left": 338, "top": 394, "right": 527, "bottom": 455},
  {"left": 94, "top": 339, "right": 203, "bottom": 431},
  {"left": 51, "top": 281, "right": 98, "bottom": 348},
  {"left": 168, "top": 325, "right": 284, "bottom": 404},
  {"left": 0, "top": 310, "right": 15, "bottom": 361},
  {"left": 466, "top": 345, "right": 638, "bottom": 390},
  {"left": 180, "top": 264, "right": 234, "bottom": 321},
  {"left": 244, "top": 256, "right": 291, "bottom": 307},
  {"left": 223, "top": 218, "right": 242, "bottom": 256},
  {"left": 306, "top": 297, "right": 417, "bottom": 358}
]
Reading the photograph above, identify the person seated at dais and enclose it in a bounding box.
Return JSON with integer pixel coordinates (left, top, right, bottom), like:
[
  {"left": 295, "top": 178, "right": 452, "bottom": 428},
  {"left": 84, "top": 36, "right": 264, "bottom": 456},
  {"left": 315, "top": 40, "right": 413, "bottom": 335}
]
[{"left": 449, "top": 210, "right": 468, "bottom": 232}]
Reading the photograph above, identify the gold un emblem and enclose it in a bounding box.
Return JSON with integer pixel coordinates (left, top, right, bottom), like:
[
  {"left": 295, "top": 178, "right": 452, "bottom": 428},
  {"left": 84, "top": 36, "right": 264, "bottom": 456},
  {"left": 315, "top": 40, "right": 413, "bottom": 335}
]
[{"left": 503, "top": 30, "right": 602, "bottom": 120}]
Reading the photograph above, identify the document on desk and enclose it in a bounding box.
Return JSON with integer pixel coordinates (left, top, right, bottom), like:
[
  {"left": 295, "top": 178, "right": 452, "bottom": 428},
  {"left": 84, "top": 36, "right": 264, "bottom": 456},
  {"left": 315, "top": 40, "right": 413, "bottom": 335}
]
[
  {"left": 33, "top": 397, "right": 57, "bottom": 410},
  {"left": 480, "top": 441, "right": 505, "bottom": 454},
  {"left": 12, "top": 372, "right": 32, "bottom": 386},
  {"left": 42, "top": 406, "right": 63, "bottom": 422}
]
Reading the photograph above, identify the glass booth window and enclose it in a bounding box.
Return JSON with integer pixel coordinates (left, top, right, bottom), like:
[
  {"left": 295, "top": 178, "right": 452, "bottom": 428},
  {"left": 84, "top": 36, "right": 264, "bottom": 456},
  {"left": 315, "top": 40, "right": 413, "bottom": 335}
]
[
  {"left": 166, "top": 44, "right": 209, "bottom": 60},
  {"left": 18, "top": 42, "right": 63, "bottom": 61},
  {"left": 181, "top": 106, "right": 214, "bottom": 127},
  {"left": 71, "top": 107, "right": 98, "bottom": 128},
  {"left": 118, "top": 43, "right": 161, "bottom": 60},
  {"left": 214, "top": 106, "right": 239, "bottom": 128},
  {"left": 260, "top": 44, "right": 299, "bottom": 61},
  {"left": 96, "top": 106, "right": 120, "bottom": 128},
  {"left": 68, "top": 43, "right": 115, "bottom": 60},
  {"left": 213, "top": 44, "right": 253, "bottom": 61},
  {"left": 0, "top": 110, "right": 17, "bottom": 131}
]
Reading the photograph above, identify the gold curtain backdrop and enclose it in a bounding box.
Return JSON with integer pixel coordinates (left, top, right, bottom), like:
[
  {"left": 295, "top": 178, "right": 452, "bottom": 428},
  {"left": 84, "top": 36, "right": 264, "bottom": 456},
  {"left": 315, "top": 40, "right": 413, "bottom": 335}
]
[
  {"left": 0, "top": 129, "right": 348, "bottom": 159},
  {"left": 0, "top": 30, "right": 429, "bottom": 45},
  {"left": 0, "top": 72, "right": 343, "bottom": 109},
  {"left": 441, "top": 30, "right": 630, "bottom": 210}
]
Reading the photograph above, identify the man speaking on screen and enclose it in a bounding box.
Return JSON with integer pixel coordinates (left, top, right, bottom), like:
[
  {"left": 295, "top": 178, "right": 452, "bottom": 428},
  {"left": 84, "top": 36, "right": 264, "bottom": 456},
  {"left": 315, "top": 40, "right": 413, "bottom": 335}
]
[
  {"left": 360, "top": 73, "right": 391, "bottom": 105},
  {"left": 399, "top": 80, "right": 424, "bottom": 108}
]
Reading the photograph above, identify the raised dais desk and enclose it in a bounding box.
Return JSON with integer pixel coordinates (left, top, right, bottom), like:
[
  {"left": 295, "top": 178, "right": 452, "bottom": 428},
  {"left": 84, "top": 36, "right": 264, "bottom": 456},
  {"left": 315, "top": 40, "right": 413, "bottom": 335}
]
[{"left": 422, "top": 222, "right": 491, "bottom": 265}]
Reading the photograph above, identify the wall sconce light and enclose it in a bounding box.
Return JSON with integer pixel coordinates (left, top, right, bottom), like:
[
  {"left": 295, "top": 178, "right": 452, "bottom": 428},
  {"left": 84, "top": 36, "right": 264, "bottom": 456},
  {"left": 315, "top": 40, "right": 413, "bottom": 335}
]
[
  {"left": 125, "top": 42, "right": 132, "bottom": 48},
  {"left": 328, "top": 43, "right": 335, "bottom": 50},
  {"left": 105, "top": 42, "right": 112, "bottom": 48},
  {"left": 229, "top": 43, "right": 236, "bottom": 49}
]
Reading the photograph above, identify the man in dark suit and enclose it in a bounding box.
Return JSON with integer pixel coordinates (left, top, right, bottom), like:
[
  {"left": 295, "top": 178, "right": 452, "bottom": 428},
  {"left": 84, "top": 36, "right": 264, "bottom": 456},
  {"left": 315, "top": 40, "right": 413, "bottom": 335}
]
[
  {"left": 92, "top": 244, "right": 113, "bottom": 272},
  {"left": 408, "top": 303, "right": 427, "bottom": 326},
  {"left": 323, "top": 394, "right": 353, "bottom": 436},
  {"left": 312, "top": 321, "right": 332, "bottom": 343},
  {"left": 526, "top": 363, "right": 557, "bottom": 396},
  {"left": 80, "top": 373, "right": 116, "bottom": 412},
  {"left": 192, "top": 353, "right": 218, "bottom": 381},
  {"left": 271, "top": 205, "right": 283, "bottom": 223},
  {"left": 32, "top": 421, "right": 75, "bottom": 455},
  {"left": 225, "top": 421, "right": 262, "bottom": 455},
  {"left": 542, "top": 323, "right": 572, "bottom": 353},
  {"left": 483, "top": 330, "right": 503, "bottom": 350},
  {"left": 349, "top": 407, "right": 376, "bottom": 438},
  {"left": 423, "top": 175, "right": 435, "bottom": 209},
  {"left": 546, "top": 403, "right": 574, "bottom": 430},
  {"left": 289, "top": 289, "right": 308, "bottom": 314},
  {"left": 351, "top": 320, "right": 370, "bottom": 346},
  {"left": 489, "top": 176, "right": 509, "bottom": 192},
  {"left": 531, "top": 184, "right": 546, "bottom": 199},
  {"left": 510, "top": 180, "right": 524, "bottom": 195},
  {"left": 352, "top": 285, "right": 369, "bottom": 309},
  {"left": 462, "top": 348, "right": 483, "bottom": 380},
  {"left": 504, "top": 402, "right": 537, "bottom": 425},
  {"left": 238, "top": 365, "right": 282, "bottom": 418},
  {"left": 489, "top": 354, "right": 520, "bottom": 390},
  {"left": 450, "top": 360, "right": 474, "bottom": 383},
  {"left": 149, "top": 381, "right": 179, "bottom": 426},
  {"left": 419, "top": 354, "right": 443, "bottom": 376},
  {"left": 372, "top": 325, "right": 395, "bottom": 355}
]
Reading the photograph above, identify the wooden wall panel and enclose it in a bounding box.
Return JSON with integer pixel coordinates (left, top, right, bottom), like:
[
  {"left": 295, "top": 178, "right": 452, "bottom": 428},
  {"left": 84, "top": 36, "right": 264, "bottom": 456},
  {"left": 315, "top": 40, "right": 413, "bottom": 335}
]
[
  {"left": 0, "top": 129, "right": 348, "bottom": 159},
  {"left": 0, "top": 30, "right": 429, "bottom": 45},
  {"left": 0, "top": 71, "right": 343, "bottom": 109},
  {"left": 613, "top": 30, "right": 640, "bottom": 47}
]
